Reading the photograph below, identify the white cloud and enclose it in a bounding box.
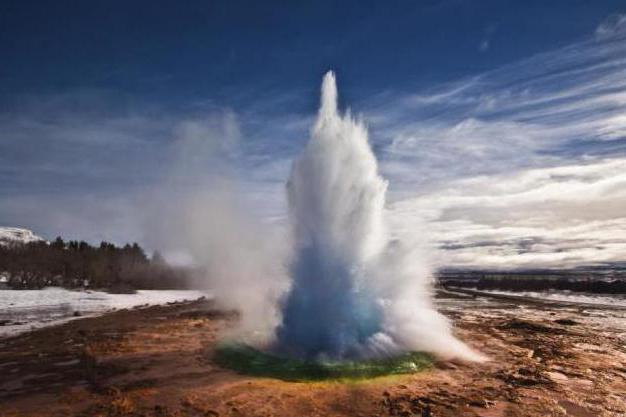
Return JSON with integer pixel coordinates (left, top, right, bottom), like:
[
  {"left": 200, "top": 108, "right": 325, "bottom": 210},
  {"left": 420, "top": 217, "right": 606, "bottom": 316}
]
[
  {"left": 595, "top": 14, "right": 626, "bottom": 40},
  {"left": 360, "top": 19, "right": 626, "bottom": 268},
  {"left": 390, "top": 159, "right": 626, "bottom": 269}
]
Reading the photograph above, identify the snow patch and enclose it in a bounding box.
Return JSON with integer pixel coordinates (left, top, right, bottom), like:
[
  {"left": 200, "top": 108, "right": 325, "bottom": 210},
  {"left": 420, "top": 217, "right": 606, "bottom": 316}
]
[
  {"left": 0, "top": 287, "right": 209, "bottom": 337},
  {"left": 0, "top": 227, "right": 44, "bottom": 246}
]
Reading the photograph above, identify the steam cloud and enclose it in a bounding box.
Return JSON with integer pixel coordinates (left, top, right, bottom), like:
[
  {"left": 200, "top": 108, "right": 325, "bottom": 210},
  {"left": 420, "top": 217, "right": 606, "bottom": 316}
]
[
  {"left": 276, "top": 72, "right": 482, "bottom": 361},
  {"left": 172, "top": 72, "right": 482, "bottom": 361}
]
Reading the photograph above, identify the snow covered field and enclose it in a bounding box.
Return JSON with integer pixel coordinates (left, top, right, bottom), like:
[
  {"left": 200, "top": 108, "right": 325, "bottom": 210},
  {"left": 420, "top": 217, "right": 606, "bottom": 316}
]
[
  {"left": 481, "top": 289, "right": 626, "bottom": 308},
  {"left": 0, "top": 287, "right": 208, "bottom": 337}
]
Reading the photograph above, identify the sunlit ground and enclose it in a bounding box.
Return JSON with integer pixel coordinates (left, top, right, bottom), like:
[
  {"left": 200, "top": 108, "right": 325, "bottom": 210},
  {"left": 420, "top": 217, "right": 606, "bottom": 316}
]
[{"left": 214, "top": 343, "right": 433, "bottom": 381}]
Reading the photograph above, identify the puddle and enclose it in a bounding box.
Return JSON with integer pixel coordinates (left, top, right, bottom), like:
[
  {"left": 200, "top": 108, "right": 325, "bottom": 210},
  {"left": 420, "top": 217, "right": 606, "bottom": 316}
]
[{"left": 54, "top": 358, "right": 80, "bottom": 367}]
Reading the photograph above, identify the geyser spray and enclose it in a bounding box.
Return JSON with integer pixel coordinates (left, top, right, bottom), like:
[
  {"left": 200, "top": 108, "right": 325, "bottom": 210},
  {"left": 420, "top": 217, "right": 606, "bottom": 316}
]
[{"left": 277, "top": 72, "right": 484, "bottom": 361}]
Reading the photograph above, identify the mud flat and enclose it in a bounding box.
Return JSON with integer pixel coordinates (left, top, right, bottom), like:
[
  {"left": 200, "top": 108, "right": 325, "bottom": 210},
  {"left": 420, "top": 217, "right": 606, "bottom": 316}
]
[{"left": 1, "top": 293, "right": 625, "bottom": 417}]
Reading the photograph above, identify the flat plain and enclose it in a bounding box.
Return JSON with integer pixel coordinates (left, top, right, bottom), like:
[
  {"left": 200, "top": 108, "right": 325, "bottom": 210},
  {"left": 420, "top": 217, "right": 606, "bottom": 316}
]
[{"left": 1, "top": 292, "right": 624, "bottom": 417}]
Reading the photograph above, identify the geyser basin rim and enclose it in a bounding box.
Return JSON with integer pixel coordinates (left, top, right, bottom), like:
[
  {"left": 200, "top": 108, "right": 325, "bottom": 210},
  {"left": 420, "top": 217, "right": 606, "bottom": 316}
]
[{"left": 213, "top": 343, "right": 433, "bottom": 381}]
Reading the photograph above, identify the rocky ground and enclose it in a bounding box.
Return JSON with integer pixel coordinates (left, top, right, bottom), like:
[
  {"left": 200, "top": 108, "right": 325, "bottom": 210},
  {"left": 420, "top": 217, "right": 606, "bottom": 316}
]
[{"left": 0, "top": 292, "right": 625, "bottom": 417}]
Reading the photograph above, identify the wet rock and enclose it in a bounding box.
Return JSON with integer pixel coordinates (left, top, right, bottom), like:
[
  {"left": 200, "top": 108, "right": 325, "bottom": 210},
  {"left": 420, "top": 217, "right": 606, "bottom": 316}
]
[
  {"left": 435, "top": 361, "right": 458, "bottom": 370},
  {"left": 500, "top": 319, "right": 553, "bottom": 333}
]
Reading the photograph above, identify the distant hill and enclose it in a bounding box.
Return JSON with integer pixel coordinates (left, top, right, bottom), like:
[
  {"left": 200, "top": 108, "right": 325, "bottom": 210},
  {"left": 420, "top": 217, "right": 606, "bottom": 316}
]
[
  {"left": 438, "top": 263, "right": 626, "bottom": 281},
  {"left": 438, "top": 265, "right": 626, "bottom": 295},
  {"left": 0, "top": 227, "right": 45, "bottom": 246}
]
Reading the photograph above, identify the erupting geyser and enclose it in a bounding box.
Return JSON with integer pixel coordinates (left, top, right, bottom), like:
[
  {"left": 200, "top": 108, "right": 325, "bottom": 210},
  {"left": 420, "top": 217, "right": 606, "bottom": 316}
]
[{"left": 276, "top": 72, "right": 483, "bottom": 362}]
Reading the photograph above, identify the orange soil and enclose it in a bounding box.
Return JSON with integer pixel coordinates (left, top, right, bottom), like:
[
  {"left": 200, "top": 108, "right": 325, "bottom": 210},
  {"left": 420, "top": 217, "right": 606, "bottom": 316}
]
[{"left": 0, "top": 295, "right": 625, "bottom": 417}]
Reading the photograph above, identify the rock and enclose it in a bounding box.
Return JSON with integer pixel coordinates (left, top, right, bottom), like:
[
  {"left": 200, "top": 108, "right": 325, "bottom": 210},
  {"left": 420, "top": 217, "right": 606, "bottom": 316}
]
[
  {"left": 518, "top": 367, "right": 534, "bottom": 376},
  {"left": 468, "top": 399, "right": 495, "bottom": 408},
  {"left": 554, "top": 318, "right": 578, "bottom": 326},
  {"left": 500, "top": 319, "right": 552, "bottom": 333},
  {"left": 153, "top": 404, "right": 168, "bottom": 416},
  {"left": 435, "top": 361, "right": 458, "bottom": 370}
]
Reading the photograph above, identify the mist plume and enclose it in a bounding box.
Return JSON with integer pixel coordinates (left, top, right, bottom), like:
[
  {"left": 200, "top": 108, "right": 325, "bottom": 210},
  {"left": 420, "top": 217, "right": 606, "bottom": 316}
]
[
  {"left": 276, "top": 72, "right": 483, "bottom": 361},
  {"left": 161, "top": 72, "right": 483, "bottom": 361}
]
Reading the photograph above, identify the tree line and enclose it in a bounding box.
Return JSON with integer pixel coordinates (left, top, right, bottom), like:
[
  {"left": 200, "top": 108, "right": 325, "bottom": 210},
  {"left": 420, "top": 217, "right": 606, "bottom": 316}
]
[{"left": 0, "top": 238, "right": 191, "bottom": 292}]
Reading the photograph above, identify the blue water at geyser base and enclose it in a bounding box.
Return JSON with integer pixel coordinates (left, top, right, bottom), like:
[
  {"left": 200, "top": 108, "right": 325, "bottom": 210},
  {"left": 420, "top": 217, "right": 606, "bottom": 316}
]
[{"left": 277, "top": 245, "right": 383, "bottom": 359}]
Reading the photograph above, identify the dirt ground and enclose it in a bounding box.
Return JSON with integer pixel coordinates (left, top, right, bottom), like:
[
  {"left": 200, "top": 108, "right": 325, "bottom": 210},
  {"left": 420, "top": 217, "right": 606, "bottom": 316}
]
[{"left": 1, "top": 292, "right": 625, "bottom": 417}]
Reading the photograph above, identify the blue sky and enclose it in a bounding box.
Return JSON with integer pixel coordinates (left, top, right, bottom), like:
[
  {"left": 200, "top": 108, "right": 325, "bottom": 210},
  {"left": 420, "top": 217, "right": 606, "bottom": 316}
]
[
  {"left": 1, "top": 1, "right": 623, "bottom": 102},
  {"left": 1, "top": 1, "right": 626, "bottom": 268}
]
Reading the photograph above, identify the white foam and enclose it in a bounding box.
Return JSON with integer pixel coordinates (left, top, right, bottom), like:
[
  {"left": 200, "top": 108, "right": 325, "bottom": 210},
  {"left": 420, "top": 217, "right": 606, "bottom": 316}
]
[{"left": 277, "top": 72, "right": 484, "bottom": 361}]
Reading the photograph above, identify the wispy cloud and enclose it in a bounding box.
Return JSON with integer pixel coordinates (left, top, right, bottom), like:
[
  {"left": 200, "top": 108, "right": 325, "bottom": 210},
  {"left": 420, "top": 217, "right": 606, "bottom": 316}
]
[
  {"left": 2, "top": 14, "right": 626, "bottom": 269},
  {"left": 391, "top": 159, "right": 626, "bottom": 268},
  {"left": 478, "top": 24, "right": 495, "bottom": 53},
  {"left": 359, "top": 18, "right": 626, "bottom": 268},
  {"left": 0, "top": 92, "right": 257, "bottom": 242},
  {"left": 595, "top": 13, "right": 626, "bottom": 39}
]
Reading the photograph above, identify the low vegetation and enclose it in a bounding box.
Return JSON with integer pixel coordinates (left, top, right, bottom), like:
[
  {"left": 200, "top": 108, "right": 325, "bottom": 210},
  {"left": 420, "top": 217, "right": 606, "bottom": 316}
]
[{"left": 214, "top": 343, "right": 433, "bottom": 381}]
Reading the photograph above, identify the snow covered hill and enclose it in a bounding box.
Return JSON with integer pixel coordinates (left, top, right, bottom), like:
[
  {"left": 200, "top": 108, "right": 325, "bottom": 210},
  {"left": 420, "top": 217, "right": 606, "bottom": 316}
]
[{"left": 0, "top": 227, "right": 44, "bottom": 246}]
